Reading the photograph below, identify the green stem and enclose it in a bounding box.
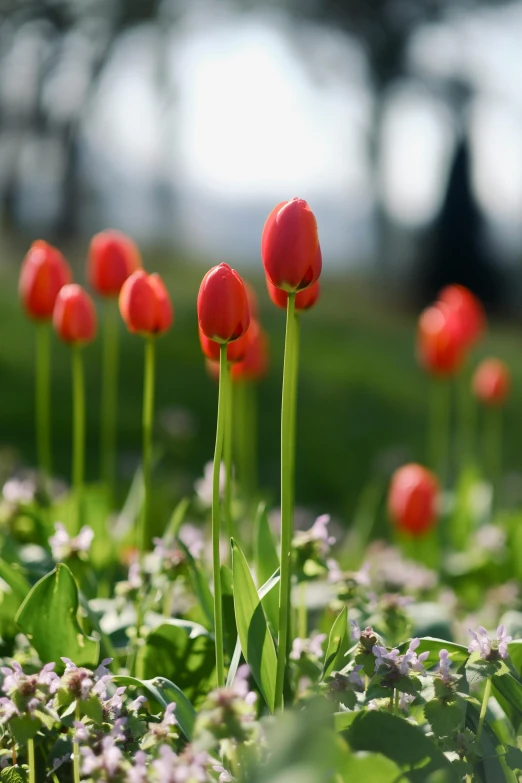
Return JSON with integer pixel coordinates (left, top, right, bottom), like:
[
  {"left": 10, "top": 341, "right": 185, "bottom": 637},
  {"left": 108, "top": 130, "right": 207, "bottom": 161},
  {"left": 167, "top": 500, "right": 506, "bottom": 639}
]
[
  {"left": 73, "top": 701, "right": 81, "bottom": 783},
  {"left": 457, "top": 368, "right": 474, "bottom": 469},
  {"left": 394, "top": 688, "right": 399, "bottom": 716},
  {"left": 36, "top": 322, "right": 52, "bottom": 482},
  {"left": 27, "top": 738, "right": 36, "bottom": 783},
  {"left": 429, "top": 378, "right": 450, "bottom": 486},
  {"left": 476, "top": 676, "right": 492, "bottom": 747},
  {"left": 212, "top": 344, "right": 229, "bottom": 687},
  {"left": 72, "top": 345, "right": 85, "bottom": 532},
  {"left": 484, "top": 407, "right": 502, "bottom": 511},
  {"left": 224, "top": 363, "right": 234, "bottom": 542},
  {"left": 100, "top": 299, "right": 120, "bottom": 503},
  {"left": 275, "top": 292, "right": 298, "bottom": 711},
  {"left": 140, "top": 338, "right": 156, "bottom": 558}
]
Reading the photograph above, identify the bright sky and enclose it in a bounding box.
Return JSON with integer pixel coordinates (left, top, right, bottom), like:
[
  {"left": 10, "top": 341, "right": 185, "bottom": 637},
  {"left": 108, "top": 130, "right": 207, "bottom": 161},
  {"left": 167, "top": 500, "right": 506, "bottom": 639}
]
[{"left": 84, "top": 3, "right": 522, "bottom": 258}]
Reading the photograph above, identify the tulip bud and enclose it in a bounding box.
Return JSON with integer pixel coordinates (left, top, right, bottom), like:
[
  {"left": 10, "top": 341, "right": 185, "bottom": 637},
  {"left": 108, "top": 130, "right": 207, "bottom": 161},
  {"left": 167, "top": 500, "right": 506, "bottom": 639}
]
[
  {"left": 266, "top": 279, "right": 320, "bottom": 312},
  {"left": 231, "top": 321, "right": 269, "bottom": 382},
  {"left": 53, "top": 284, "right": 97, "bottom": 344},
  {"left": 438, "top": 284, "right": 485, "bottom": 349},
  {"left": 119, "top": 271, "right": 173, "bottom": 337},
  {"left": 197, "top": 263, "right": 250, "bottom": 343},
  {"left": 472, "top": 358, "right": 510, "bottom": 406},
  {"left": 88, "top": 229, "right": 141, "bottom": 297},
  {"left": 199, "top": 325, "right": 250, "bottom": 364},
  {"left": 388, "top": 463, "right": 439, "bottom": 537},
  {"left": 417, "top": 303, "right": 464, "bottom": 376},
  {"left": 19, "top": 240, "right": 71, "bottom": 320},
  {"left": 261, "top": 198, "right": 321, "bottom": 292}
]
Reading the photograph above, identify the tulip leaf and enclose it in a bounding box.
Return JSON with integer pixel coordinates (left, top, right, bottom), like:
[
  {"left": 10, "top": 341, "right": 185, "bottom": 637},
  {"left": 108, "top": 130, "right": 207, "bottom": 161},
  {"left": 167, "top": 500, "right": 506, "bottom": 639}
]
[
  {"left": 398, "top": 637, "right": 469, "bottom": 669},
  {"left": 112, "top": 674, "right": 195, "bottom": 740},
  {"left": 15, "top": 564, "right": 99, "bottom": 671},
  {"left": 231, "top": 538, "right": 277, "bottom": 712},
  {"left": 136, "top": 620, "right": 215, "bottom": 706},
  {"left": 255, "top": 503, "right": 279, "bottom": 633},
  {"left": 322, "top": 606, "right": 348, "bottom": 679}
]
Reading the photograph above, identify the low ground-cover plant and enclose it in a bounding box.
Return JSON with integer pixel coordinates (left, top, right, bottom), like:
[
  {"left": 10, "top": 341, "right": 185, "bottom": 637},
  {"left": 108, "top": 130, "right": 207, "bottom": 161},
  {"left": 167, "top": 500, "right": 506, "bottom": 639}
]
[{"left": 1, "top": 201, "right": 521, "bottom": 781}]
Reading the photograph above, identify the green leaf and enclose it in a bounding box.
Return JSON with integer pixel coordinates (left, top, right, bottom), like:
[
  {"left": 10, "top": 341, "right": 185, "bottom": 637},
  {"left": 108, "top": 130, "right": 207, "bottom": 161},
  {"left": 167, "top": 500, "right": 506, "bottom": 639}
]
[
  {"left": 1, "top": 767, "right": 29, "bottom": 783},
  {"left": 231, "top": 539, "right": 277, "bottom": 712},
  {"left": 322, "top": 606, "right": 347, "bottom": 679},
  {"left": 15, "top": 564, "right": 99, "bottom": 670},
  {"left": 0, "top": 560, "right": 30, "bottom": 602},
  {"left": 112, "top": 675, "right": 195, "bottom": 740},
  {"left": 505, "top": 745, "right": 522, "bottom": 772},
  {"left": 346, "top": 711, "right": 460, "bottom": 781},
  {"left": 466, "top": 652, "right": 509, "bottom": 686},
  {"left": 255, "top": 503, "right": 279, "bottom": 633},
  {"left": 221, "top": 565, "right": 237, "bottom": 660},
  {"left": 334, "top": 710, "right": 357, "bottom": 732},
  {"left": 424, "top": 699, "right": 465, "bottom": 737},
  {"left": 466, "top": 699, "right": 515, "bottom": 783},
  {"left": 164, "top": 498, "right": 191, "bottom": 542},
  {"left": 492, "top": 672, "right": 522, "bottom": 721},
  {"left": 507, "top": 640, "right": 522, "bottom": 677},
  {"left": 136, "top": 620, "right": 215, "bottom": 705}
]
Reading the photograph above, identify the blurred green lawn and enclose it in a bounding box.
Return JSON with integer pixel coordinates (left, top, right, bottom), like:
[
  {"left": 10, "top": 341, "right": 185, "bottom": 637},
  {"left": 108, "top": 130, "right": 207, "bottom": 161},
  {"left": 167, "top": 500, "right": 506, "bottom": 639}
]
[{"left": 2, "top": 244, "right": 522, "bottom": 526}]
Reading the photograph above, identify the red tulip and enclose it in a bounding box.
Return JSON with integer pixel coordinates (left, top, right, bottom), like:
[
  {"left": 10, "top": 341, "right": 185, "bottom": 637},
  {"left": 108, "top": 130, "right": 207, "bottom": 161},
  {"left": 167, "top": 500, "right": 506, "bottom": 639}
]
[
  {"left": 197, "top": 263, "right": 250, "bottom": 343},
  {"left": 119, "top": 271, "right": 173, "bottom": 336},
  {"left": 417, "top": 302, "right": 464, "bottom": 376},
  {"left": 438, "top": 284, "right": 485, "bottom": 349},
  {"left": 267, "top": 278, "right": 320, "bottom": 312},
  {"left": 231, "top": 321, "right": 269, "bottom": 382},
  {"left": 244, "top": 281, "right": 259, "bottom": 320},
  {"left": 53, "top": 284, "right": 97, "bottom": 344},
  {"left": 19, "top": 240, "right": 71, "bottom": 320},
  {"left": 199, "top": 325, "right": 250, "bottom": 364},
  {"left": 88, "top": 229, "right": 141, "bottom": 297},
  {"left": 388, "top": 463, "right": 439, "bottom": 537},
  {"left": 261, "top": 198, "right": 321, "bottom": 292},
  {"left": 472, "top": 358, "right": 510, "bottom": 406}
]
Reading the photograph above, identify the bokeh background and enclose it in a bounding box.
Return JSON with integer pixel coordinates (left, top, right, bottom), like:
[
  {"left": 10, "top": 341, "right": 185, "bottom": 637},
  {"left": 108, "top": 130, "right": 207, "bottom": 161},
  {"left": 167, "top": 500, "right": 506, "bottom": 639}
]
[{"left": 2, "top": 0, "right": 522, "bottom": 528}]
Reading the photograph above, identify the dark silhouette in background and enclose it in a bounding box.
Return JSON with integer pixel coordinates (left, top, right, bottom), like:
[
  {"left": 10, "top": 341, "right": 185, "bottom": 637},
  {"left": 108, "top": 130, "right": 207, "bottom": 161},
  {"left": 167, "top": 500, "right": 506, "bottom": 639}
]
[{"left": 418, "top": 137, "right": 505, "bottom": 311}]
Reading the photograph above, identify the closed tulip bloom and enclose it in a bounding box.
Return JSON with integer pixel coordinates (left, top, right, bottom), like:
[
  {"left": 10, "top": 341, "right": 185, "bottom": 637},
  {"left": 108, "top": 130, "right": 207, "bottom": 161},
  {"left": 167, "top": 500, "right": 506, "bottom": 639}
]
[
  {"left": 388, "top": 463, "right": 439, "bottom": 537},
  {"left": 199, "top": 325, "right": 250, "bottom": 364},
  {"left": 267, "top": 279, "right": 320, "bottom": 312},
  {"left": 439, "top": 284, "right": 485, "bottom": 348},
  {"left": 197, "top": 263, "right": 250, "bottom": 343},
  {"left": 88, "top": 229, "right": 141, "bottom": 297},
  {"left": 472, "top": 358, "right": 510, "bottom": 406},
  {"left": 262, "top": 198, "right": 321, "bottom": 292},
  {"left": 417, "top": 303, "right": 464, "bottom": 376},
  {"left": 119, "top": 271, "right": 173, "bottom": 336},
  {"left": 19, "top": 240, "right": 71, "bottom": 320},
  {"left": 231, "top": 321, "right": 269, "bottom": 382},
  {"left": 53, "top": 284, "right": 97, "bottom": 344}
]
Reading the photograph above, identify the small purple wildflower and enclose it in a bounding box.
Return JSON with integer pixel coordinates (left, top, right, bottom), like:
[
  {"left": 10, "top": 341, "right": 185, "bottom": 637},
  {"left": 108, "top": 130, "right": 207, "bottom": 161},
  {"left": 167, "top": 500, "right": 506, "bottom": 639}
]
[
  {"left": 49, "top": 523, "right": 94, "bottom": 561},
  {"left": 468, "top": 625, "right": 512, "bottom": 661}
]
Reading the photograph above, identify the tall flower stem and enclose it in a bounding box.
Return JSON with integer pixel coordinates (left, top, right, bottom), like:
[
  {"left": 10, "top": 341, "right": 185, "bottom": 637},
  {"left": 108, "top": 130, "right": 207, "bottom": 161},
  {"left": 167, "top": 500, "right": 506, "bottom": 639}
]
[
  {"left": 457, "top": 369, "right": 474, "bottom": 469},
  {"left": 428, "top": 378, "right": 450, "bottom": 486},
  {"left": 36, "top": 322, "right": 52, "bottom": 482},
  {"left": 484, "top": 407, "right": 502, "bottom": 509},
  {"left": 224, "top": 364, "right": 234, "bottom": 541},
  {"left": 100, "top": 299, "right": 120, "bottom": 502},
  {"left": 73, "top": 701, "right": 81, "bottom": 783},
  {"left": 275, "top": 292, "right": 298, "bottom": 711},
  {"left": 28, "top": 738, "right": 36, "bottom": 783},
  {"left": 72, "top": 345, "right": 85, "bottom": 532},
  {"left": 476, "top": 676, "right": 492, "bottom": 747},
  {"left": 212, "top": 344, "right": 229, "bottom": 687},
  {"left": 140, "top": 337, "right": 156, "bottom": 559}
]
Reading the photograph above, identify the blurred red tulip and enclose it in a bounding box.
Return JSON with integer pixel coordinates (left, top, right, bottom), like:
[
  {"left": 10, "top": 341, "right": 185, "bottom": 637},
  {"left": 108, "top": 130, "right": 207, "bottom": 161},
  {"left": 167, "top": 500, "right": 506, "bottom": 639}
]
[
  {"left": 438, "top": 284, "right": 485, "bottom": 348},
  {"left": 244, "top": 280, "right": 259, "bottom": 320},
  {"left": 19, "top": 240, "right": 71, "bottom": 321},
  {"left": 388, "top": 463, "right": 439, "bottom": 537},
  {"left": 266, "top": 278, "right": 320, "bottom": 311},
  {"left": 472, "top": 358, "right": 510, "bottom": 406},
  {"left": 199, "top": 325, "right": 250, "bottom": 363},
  {"left": 88, "top": 229, "right": 141, "bottom": 297},
  {"left": 53, "top": 284, "right": 97, "bottom": 344},
  {"left": 119, "top": 271, "right": 173, "bottom": 337},
  {"left": 261, "top": 198, "right": 321, "bottom": 292},
  {"left": 417, "top": 302, "right": 464, "bottom": 376},
  {"left": 197, "top": 263, "right": 250, "bottom": 343},
  {"left": 232, "top": 320, "right": 269, "bottom": 382}
]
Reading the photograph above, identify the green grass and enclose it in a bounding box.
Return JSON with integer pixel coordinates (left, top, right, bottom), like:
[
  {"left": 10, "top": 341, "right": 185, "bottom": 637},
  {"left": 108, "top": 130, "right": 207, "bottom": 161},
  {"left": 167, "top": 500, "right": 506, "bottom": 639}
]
[{"left": 2, "top": 246, "right": 522, "bottom": 528}]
